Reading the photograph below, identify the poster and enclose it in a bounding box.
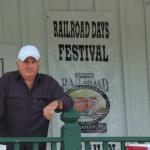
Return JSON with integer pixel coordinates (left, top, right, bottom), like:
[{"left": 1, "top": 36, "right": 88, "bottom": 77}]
[{"left": 47, "top": 11, "right": 124, "bottom": 138}]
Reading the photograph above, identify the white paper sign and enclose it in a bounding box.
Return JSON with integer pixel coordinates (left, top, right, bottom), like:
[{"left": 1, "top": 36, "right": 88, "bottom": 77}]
[
  {"left": 47, "top": 11, "right": 124, "bottom": 137},
  {"left": 0, "top": 144, "right": 6, "bottom": 150}
]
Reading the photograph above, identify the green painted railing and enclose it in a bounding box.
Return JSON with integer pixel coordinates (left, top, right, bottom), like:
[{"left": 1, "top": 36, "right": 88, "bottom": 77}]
[
  {"left": 0, "top": 137, "right": 62, "bottom": 150},
  {"left": 81, "top": 136, "right": 150, "bottom": 150},
  {"left": 0, "top": 108, "right": 150, "bottom": 150}
]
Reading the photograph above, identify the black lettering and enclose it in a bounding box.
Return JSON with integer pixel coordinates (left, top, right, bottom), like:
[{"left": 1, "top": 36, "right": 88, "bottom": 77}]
[
  {"left": 53, "top": 21, "right": 58, "bottom": 37},
  {"left": 58, "top": 44, "right": 109, "bottom": 62},
  {"left": 102, "top": 45, "right": 108, "bottom": 61},
  {"left": 89, "top": 45, "right": 95, "bottom": 61},
  {"left": 70, "top": 21, "right": 75, "bottom": 38},
  {"left": 75, "top": 21, "right": 80, "bottom": 38},
  {"left": 102, "top": 78, "right": 109, "bottom": 92},
  {"left": 85, "top": 21, "right": 90, "bottom": 38},
  {"left": 65, "top": 45, "right": 72, "bottom": 61},
  {"left": 105, "top": 22, "right": 109, "bottom": 38},
  {"left": 65, "top": 21, "right": 70, "bottom": 38},
  {"left": 59, "top": 21, "right": 63, "bottom": 37},
  {"left": 85, "top": 45, "right": 89, "bottom": 61},
  {"left": 78, "top": 45, "right": 84, "bottom": 61},
  {"left": 96, "top": 22, "right": 101, "bottom": 38},
  {"left": 72, "top": 45, "right": 78, "bottom": 61},
  {"left": 58, "top": 44, "right": 64, "bottom": 60},
  {"left": 92, "top": 22, "right": 96, "bottom": 38},
  {"left": 95, "top": 45, "right": 102, "bottom": 61},
  {"left": 61, "top": 78, "right": 68, "bottom": 87},
  {"left": 80, "top": 21, "right": 84, "bottom": 38},
  {"left": 100, "top": 22, "right": 105, "bottom": 38}
]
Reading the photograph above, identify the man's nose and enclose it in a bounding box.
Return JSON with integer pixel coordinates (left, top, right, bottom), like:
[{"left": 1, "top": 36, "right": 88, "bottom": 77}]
[{"left": 27, "top": 62, "right": 34, "bottom": 67}]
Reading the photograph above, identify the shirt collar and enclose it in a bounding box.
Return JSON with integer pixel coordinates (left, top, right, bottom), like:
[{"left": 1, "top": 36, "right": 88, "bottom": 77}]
[{"left": 15, "top": 71, "right": 41, "bottom": 84}]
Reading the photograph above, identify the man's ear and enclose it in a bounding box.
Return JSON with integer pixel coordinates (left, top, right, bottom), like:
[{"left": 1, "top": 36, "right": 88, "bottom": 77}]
[
  {"left": 38, "top": 60, "right": 41, "bottom": 67},
  {"left": 16, "top": 61, "right": 19, "bottom": 68}
]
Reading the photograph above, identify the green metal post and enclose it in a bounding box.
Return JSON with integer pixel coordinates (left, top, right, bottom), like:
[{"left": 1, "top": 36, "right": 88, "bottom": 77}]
[
  {"left": 14, "top": 143, "right": 19, "bottom": 150},
  {"left": 33, "top": 143, "right": 39, "bottom": 150},
  {"left": 103, "top": 141, "right": 109, "bottom": 150},
  {"left": 121, "top": 141, "right": 126, "bottom": 150},
  {"left": 51, "top": 142, "right": 57, "bottom": 150},
  {"left": 61, "top": 108, "right": 81, "bottom": 150},
  {"left": 85, "top": 141, "right": 91, "bottom": 150}
]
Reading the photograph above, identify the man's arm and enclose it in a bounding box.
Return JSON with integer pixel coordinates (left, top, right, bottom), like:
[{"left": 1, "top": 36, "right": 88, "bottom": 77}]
[
  {"left": 43, "top": 100, "right": 63, "bottom": 120},
  {"left": 43, "top": 77, "right": 74, "bottom": 120},
  {"left": 0, "top": 77, "right": 5, "bottom": 120}
]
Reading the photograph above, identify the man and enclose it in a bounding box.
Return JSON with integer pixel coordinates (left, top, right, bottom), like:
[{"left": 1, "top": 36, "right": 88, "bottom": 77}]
[{"left": 0, "top": 45, "right": 73, "bottom": 150}]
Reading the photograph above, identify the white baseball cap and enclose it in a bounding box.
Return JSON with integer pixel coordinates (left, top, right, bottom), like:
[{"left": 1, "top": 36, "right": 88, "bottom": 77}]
[{"left": 18, "top": 45, "right": 40, "bottom": 61}]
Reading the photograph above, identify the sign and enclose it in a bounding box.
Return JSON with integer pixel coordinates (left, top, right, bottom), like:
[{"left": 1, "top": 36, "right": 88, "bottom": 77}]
[
  {"left": 0, "top": 144, "right": 6, "bottom": 150},
  {"left": 47, "top": 11, "right": 124, "bottom": 136},
  {"left": 127, "top": 144, "right": 150, "bottom": 150}
]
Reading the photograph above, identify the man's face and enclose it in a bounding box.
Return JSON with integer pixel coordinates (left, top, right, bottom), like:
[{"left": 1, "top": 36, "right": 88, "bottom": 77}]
[{"left": 17, "top": 57, "right": 40, "bottom": 81}]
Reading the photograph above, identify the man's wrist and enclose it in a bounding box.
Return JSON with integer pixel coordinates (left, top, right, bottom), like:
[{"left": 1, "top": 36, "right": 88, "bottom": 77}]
[{"left": 57, "top": 100, "right": 63, "bottom": 109}]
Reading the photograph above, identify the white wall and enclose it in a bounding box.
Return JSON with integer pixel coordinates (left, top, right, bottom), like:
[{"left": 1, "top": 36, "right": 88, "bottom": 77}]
[
  {"left": 119, "top": 0, "right": 150, "bottom": 135},
  {"left": 0, "top": 0, "right": 150, "bottom": 136}
]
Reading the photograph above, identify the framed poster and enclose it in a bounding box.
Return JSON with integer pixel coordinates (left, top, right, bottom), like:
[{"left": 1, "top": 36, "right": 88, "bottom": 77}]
[{"left": 0, "top": 58, "right": 4, "bottom": 77}]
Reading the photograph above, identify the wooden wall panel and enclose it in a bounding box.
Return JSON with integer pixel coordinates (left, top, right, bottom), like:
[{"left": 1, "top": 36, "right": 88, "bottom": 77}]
[
  {"left": 145, "top": 1, "right": 150, "bottom": 100},
  {"left": 0, "top": 0, "right": 4, "bottom": 43},
  {"left": 49, "top": 0, "right": 69, "bottom": 10},
  {"left": 2, "top": 0, "right": 20, "bottom": 44},
  {"left": 95, "top": 0, "right": 118, "bottom": 13},
  {"left": 119, "top": 0, "right": 150, "bottom": 135},
  {"left": 20, "top": 0, "right": 48, "bottom": 73},
  {"left": 69, "top": 0, "right": 94, "bottom": 11}
]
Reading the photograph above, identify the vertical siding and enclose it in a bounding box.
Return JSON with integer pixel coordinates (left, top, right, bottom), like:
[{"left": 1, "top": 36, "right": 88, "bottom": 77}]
[
  {"left": 0, "top": 0, "right": 49, "bottom": 72},
  {"left": 145, "top": 1, "right": 150, "bottom": 100},
  {"left": 50, "top": 0, "right": 69, "bottom": 10},
  {"left": 95, "top": 0, "right": 118, "bottom": 13},
  {"left": 119, "top": 0, "right": 150, "bottom": 135},
  {"left": 69, "top": 0, "right": 94, "bottom": 11},
  {"left": 18, "top": 0, "right": 28, "bottom": 44},
  {"left": 2, "top": 0, "right": 20, "bottom": 44},
  {"left": 127, "top": 0, "right": 150, "bottom": 136},
  {"left": 0, "top": 0, "right": 4, "bottom": 42},
  {"left": 118, "top": 0, "right": 131, "bottom": 136},
  {"left": 17, "top": 0, "right": 49, "bottom": 73}
]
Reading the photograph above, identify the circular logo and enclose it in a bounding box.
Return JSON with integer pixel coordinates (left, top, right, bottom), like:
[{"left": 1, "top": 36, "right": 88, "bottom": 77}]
[{"left": 66, "top": 85, "right": 110, "bottom": 125}]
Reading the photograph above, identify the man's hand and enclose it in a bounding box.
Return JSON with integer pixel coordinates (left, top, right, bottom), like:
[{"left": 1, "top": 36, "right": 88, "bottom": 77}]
[{"left": 43, "top": 100, "right": 63, "bottom": 120}]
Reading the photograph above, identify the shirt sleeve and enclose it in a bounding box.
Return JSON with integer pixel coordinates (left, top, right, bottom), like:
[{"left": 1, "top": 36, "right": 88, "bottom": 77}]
[
  {"left": 51, "top": 78, "right": 74, "bottom": 111},
  {"left": 0, "top": 76, "right": 6, "bottom": 120}
]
